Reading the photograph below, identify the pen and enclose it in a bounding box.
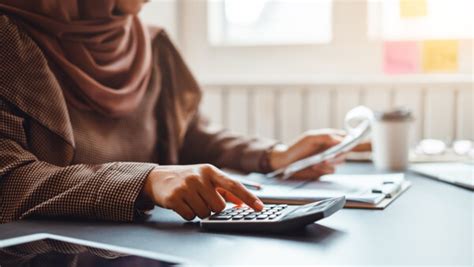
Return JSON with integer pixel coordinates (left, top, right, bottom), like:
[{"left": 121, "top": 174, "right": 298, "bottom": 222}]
[
  {"left": 371, "top": 181, "right": 402, "bottom": 198},
  {"left": 239, "top": 179, "right": 262, "bottom": 190}
]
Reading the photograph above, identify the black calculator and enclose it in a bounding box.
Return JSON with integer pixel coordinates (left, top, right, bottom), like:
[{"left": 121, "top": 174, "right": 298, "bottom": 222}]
[{"left": 200, "top": 196, "right": 345, "bottom": 233}]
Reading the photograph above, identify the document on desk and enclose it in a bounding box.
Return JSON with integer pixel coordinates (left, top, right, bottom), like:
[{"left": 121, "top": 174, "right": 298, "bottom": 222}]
[{"left": 229, "top": 172, "right": 411, "bottom": 209}]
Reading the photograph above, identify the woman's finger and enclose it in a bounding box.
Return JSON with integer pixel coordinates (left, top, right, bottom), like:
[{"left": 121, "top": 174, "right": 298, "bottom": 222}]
[
  {"left": 318, "top": 162, "right": 336, "bottom": 173},
  {"left": 312, "top": 161, "right": 332, "bottom": 170},
  {"left": 326, "top": 154, "right": 346, "bottom": 165},
  {"left": 290, "top": 162, "right": 330, "bottom": 179},
  {"left": 321, "top": 165, "right": 335, "bottom": 174},
  {"left": 206, "top": 167, "right": 263, "bottom": 211},
  {"left": 172, "top": 200, "right": 196, "bottom": 221},
  {"left": 184, "top": 192, "right": 211, "bottom": 219},
  {"left": 352, "top": 141, "right": 372, "bottom": 152},
  {"left": 290, "top": 169, "right": 319, "bottom": 180},
  {"left": 291, "top": 168, "right": 327, "bottom": 180},
  {"left": 197, "top": 179, "right": 227, "bottom": 213},
  {"left": 216, "top": 188, "right": 243, "bottom": 205}
]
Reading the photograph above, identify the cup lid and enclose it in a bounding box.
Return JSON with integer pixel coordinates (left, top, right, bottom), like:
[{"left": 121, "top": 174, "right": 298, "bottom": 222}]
[{"left": 375, "top": 108, "right": 413, "bottom": 121}]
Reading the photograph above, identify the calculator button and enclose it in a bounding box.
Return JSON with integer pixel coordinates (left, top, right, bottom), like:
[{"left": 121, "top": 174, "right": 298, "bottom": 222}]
[
  {"left": 232, "top": 215, "right": 244, "bottom": 220},
  {"left": 269, "top": 214, "right": 278, "bottom": 219},
  {"left": 257, "top": 215, "right": 268, "bottom": 220},
  {"left": 228, "top": 212, "right": 239, "bottom": 216},
  {"left": 209, "top": 215, "right": 232, "bottom": 220},
  {"left": 244, "top": 215, "right": 256, "bottom": 220}
]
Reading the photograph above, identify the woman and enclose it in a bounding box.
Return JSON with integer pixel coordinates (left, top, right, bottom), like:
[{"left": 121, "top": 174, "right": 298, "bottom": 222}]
[{"left": 0, "top": 0, "right": 360, "bottom": 223}]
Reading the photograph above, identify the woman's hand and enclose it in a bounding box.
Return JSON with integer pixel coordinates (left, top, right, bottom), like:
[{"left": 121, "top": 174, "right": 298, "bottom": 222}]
[
  {"left": 142, "top": 164, "right": 264, "bottom": 220},
  {"left": 269, "top": 129, "right": 370, "bottom": 180}
]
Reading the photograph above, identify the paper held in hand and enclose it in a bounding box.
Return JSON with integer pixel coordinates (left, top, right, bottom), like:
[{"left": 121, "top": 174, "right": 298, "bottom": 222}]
[{"left": 267, "top": 106, "right": 374, "bottom": 179}]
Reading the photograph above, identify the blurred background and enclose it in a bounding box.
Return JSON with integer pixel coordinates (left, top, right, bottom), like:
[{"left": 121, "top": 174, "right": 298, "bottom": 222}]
[{"left": 139, "top": 0, "right": 473, "bottom": 146}]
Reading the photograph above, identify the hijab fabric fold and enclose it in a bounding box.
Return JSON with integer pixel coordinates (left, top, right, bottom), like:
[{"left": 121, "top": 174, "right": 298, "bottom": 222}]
[{"left": 0, "top": 0, "right": 152, "bottom": 117}]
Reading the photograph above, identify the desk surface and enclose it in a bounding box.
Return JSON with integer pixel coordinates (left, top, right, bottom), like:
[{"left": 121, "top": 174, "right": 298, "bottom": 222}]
[{"left": 0, "top": 163, "right": 473, "bottom": 265}]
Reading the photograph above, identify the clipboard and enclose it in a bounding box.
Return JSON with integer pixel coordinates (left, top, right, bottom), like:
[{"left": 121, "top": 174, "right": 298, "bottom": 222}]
[
  {"left": 251, "top": 181, "right": 411, "bottom": 210},
  {"left": 344, "top": 181, "right": 411, "bottom": 209},
  {"left": 230, "top": 172, "right": 411, "bottom": 210}
]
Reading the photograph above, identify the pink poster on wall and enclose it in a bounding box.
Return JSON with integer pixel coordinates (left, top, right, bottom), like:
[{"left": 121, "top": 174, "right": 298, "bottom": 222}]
[{"left": 383, "top": 41, "right": 419, "bottom": 74}]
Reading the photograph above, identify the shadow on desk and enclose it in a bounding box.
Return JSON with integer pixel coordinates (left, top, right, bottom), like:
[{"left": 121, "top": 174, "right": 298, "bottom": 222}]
[
  {"left": 5, "top": 207, "right": 346, "bottom": 251},
  {"left": 141, "top": 219, "right": 345, "bottom": 245},
  {"left": 205, "top": 223, "right": 344, "bottom": 244}
]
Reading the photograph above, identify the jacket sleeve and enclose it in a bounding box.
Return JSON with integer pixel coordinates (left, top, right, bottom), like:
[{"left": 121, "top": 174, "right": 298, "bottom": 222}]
[
  {"left": 151, "top": 31, "right": 278, "bottom": 173},
  {"left": 0, "top": 100, "right": 157, "bottom": 223},
  {"left": 179, "top": 113, "right": 277, "bottom": 173}
]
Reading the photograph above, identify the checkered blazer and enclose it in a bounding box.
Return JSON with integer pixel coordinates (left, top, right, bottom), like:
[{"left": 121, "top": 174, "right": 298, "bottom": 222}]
[{"left": 0, "top": 14, "right": 275, "bottom": 224}]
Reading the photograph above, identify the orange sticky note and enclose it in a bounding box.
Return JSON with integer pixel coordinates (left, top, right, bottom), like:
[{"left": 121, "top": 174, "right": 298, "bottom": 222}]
[
  {"left": 384, "top": 41, "right": 419, "bottom": 74},
  {"left": 400, "top": 0, "right": 427, "bottom": 18},
  {"left": 422, "top": 40, "right": 458, "bottom": 72}
]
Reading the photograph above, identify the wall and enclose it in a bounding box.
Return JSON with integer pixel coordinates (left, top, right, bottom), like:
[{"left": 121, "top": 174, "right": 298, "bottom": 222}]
[
  {"left": 141, "top": 0, "right": 473, "bottom": 144},
  {"left": 179, "top": 0, "right": 473, "bottom": 84}
]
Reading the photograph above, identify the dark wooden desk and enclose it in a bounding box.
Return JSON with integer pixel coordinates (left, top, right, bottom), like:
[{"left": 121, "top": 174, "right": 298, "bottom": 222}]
[{"left": 0, "top": 163, "right": 472, "bottom": 265}]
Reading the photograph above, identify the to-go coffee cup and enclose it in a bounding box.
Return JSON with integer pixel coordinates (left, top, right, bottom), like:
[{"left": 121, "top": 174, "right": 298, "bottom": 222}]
[{"left": 371, "top": 108, "right": 414, "bottom": 171}]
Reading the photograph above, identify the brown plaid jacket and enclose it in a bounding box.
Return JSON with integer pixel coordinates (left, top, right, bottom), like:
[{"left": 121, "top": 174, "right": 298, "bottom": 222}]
[{"left": 0, "top": 14, "right": 275, "bottom": 223}]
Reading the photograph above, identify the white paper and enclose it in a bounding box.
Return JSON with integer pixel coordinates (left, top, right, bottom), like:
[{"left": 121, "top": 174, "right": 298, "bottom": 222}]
[{"left": 230, "top": 172, "right": 404, "bottom": 204}]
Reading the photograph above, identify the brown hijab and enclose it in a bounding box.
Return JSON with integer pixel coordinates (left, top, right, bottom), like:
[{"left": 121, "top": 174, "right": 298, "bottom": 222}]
[{"left": 0, "top": 0, "right": 152, "bottom": 117}]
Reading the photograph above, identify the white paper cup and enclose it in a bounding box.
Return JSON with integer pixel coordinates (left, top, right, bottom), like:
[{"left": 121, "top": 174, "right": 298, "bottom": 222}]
[{"left": 372, "top": 109, "right": 413, "bottom": 171}]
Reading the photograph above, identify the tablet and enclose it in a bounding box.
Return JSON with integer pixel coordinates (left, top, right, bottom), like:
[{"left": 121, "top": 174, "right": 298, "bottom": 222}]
[{"left": 0, "top": 233, "right": 191, "bottom": 267}]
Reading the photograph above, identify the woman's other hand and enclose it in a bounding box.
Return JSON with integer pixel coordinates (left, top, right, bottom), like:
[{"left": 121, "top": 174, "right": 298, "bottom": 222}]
[
  {"left": 269, "top": 129, "right": 370, "bottom": 180},
  {"left": 142, "top": 164, "right": 264, "bottom": 220}
]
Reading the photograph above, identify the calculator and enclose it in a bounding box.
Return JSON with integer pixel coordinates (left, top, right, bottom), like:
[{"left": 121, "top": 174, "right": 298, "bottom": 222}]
[{"left": 200, "top": 196, "right": 345, "bottom": 233}]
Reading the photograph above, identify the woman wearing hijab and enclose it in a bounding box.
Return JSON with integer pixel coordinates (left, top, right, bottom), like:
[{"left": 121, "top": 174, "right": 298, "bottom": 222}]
[{"left": 0, "top": 0, "right": 364, "bottom": 223}]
